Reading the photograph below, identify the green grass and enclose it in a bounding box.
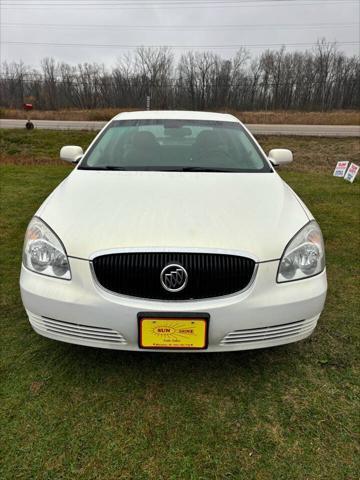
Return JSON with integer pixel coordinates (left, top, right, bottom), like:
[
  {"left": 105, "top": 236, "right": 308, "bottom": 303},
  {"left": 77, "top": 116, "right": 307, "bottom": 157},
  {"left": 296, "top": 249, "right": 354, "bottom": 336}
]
[
  {"left": 1, "top": 131, "right": 359, "bottom": 479},
  {"left": 0, "top": 129, "right": 95, "bottom": 164}
]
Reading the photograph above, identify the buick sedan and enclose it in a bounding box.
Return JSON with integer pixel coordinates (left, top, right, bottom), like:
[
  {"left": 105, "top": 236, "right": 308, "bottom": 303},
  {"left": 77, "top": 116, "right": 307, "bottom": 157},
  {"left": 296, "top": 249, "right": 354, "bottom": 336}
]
[{"left": 20, "top": 111, "right": 327, "bottom": 351}]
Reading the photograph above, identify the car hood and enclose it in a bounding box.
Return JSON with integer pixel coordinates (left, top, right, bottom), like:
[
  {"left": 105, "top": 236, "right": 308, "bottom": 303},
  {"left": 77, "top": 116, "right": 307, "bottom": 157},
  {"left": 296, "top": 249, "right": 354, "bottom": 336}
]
[{"left": 37, "top": 170, "right": 310, "bottom": 261}]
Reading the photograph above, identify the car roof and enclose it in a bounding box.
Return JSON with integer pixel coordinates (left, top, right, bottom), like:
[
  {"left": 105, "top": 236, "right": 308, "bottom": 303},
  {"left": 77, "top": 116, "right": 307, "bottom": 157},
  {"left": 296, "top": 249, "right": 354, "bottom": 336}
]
[{"left": 112, "top": 110, "right": 240, "bottom": 123}]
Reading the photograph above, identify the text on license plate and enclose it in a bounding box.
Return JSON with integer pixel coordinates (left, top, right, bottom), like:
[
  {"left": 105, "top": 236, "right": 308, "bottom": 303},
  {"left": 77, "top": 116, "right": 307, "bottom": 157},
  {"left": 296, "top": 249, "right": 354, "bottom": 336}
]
[{"left": 139, "top": 317, "right": 208, "bottom": 349}]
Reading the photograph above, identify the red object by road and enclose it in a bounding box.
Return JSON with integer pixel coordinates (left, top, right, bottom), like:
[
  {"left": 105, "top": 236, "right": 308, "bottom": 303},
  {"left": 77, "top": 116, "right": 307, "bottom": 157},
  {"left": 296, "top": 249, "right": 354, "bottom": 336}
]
[{"left": 23, "top": 103, "right": 35, "bottom": 129}]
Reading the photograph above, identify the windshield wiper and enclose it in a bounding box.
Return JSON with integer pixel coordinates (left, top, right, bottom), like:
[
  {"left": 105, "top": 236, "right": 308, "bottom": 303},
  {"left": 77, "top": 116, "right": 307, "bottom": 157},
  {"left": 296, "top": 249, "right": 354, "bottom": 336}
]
[
  {"left": 104, "top": 166, "right": 128, "bottom": 170},
  {"left": 78, "top": 166, "right": 128, "bottom": 170},
  {"left": 179, "top": 166, "right": 238, "bottom": 172},
  {"left": 79, "top": 166, "right": 239, "bottom": 172}
]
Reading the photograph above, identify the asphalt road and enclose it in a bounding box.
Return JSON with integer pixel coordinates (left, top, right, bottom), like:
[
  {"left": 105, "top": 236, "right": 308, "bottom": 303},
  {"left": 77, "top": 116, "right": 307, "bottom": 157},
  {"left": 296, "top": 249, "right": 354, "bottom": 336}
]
[{"left": 1, "top": 118, "right": 359, "bottom": 137}]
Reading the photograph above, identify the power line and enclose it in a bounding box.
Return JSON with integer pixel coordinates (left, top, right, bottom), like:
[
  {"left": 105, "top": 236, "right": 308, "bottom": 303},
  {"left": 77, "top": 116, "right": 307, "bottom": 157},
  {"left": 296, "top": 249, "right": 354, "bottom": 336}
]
[
  {"left": 1, "top": 22, "right": 358, "bottom": 31},
  {"left": 1, "top": 0, "right": 357, "bottom": 8},
  {"left": 1, "top": 0, "right": 348, "bottom": 2},
  {"left": 0, "top": 0, "right": 352, "bottom": 1},
  {"left": 1, "top": 0, "right": 354, "bottom": 2},
  {"left": 3, "top": 40, "right": 358, "bottom": 49}
]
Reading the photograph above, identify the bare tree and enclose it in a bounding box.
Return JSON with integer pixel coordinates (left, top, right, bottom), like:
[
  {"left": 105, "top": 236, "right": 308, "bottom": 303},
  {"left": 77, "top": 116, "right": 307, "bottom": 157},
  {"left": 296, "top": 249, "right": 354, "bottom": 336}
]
[{"left": 1, "top": 41, "right": 359, "bottom": 111}]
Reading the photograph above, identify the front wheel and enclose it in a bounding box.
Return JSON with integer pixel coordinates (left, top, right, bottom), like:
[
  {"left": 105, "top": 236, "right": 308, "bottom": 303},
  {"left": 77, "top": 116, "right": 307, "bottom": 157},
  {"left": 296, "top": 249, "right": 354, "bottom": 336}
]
[{"left": 25, "top": 121, "right": 34, "bottom": 130}]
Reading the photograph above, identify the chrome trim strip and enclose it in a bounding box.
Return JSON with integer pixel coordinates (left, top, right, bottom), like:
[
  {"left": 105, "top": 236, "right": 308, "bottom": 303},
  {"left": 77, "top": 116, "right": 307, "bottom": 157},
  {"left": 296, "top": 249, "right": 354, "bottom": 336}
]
[{"left": 88, "top": 246, "right": 259, "bottom": 263}]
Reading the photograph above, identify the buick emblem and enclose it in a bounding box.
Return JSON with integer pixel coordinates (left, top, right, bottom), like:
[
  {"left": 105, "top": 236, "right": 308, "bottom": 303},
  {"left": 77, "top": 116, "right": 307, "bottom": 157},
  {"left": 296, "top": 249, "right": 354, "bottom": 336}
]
[{"left": 160, "top": 264, "right": 188, "bottom": 292}]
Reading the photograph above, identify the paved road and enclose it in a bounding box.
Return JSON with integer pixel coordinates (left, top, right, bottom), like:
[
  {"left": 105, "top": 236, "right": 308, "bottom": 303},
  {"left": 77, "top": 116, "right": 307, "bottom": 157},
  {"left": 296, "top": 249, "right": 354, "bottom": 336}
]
[
  {"left": 0, "top": 119, "right": 105, "bottom": 131},
  {"left": 1, "top": 118, "right": 359, "bottom": 137}
]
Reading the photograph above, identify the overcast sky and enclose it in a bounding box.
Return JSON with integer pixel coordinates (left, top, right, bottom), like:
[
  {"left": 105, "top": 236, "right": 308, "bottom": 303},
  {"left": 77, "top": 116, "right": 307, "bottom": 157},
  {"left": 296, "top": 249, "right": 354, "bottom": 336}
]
[{"left": 0, "top": 0, "right": 359, "bottom": 68}]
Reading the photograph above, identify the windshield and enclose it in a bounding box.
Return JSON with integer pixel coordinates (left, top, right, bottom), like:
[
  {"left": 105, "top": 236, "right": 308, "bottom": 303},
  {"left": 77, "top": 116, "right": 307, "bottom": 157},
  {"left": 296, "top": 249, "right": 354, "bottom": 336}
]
[{"left": 79, "top": 119, "right": 272, "bottom": 173}]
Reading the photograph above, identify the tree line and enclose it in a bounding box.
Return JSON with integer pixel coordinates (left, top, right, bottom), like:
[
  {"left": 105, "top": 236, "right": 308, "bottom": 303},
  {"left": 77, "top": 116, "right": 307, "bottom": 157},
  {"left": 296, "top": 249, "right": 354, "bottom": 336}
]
[{"left": 1, "top": 40, "right": 359, "bottom": 111}]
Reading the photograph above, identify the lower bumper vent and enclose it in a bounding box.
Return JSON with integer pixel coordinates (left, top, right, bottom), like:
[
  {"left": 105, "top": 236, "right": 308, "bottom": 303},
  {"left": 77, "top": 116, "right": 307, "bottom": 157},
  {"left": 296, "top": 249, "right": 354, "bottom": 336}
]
[
  {"left": 220, "top": 318, "right": 317, "bottom": 345},
  {"left": 29, "top": 314, "right": 127, "bottom": 344}
]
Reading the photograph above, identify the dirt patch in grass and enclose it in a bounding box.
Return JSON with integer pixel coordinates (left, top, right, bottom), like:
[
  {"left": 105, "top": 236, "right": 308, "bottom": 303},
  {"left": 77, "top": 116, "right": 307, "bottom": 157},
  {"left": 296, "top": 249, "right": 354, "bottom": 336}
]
[
  {"left": 0, "top": 154, "right": 66, "bottom": 166},
  {"left": 1, "top": 108, "right": 359, "bottom": 125},
  {"left": 0, "top": 107, "right": 135, "bottom": 122},
  {"left": 233, "top": 109, "right": 360, "bottom": 126}
]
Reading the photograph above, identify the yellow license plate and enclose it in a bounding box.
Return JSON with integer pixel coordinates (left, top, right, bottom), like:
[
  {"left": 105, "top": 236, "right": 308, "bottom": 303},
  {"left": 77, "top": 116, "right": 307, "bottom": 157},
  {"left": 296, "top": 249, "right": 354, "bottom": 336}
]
[{"left": 139, "top": 317, "right": 208, "bottom": 350}]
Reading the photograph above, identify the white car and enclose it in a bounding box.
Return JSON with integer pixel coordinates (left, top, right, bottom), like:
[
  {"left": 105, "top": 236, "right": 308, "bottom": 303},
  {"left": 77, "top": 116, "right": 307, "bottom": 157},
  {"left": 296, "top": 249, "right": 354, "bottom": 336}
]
[{"left": 20, "top": 111, "right": 327, "bottom": 352}]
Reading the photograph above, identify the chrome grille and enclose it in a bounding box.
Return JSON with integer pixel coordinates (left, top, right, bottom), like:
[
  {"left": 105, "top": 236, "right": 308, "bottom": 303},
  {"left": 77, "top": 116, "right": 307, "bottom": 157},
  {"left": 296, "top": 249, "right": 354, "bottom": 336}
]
[{"left": 92, "top": 252, "right": 256, "bottom": 300}]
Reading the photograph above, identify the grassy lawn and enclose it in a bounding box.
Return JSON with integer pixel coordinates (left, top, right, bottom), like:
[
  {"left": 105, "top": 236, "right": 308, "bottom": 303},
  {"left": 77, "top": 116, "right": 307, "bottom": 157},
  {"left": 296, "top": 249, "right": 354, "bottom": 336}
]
[{"left": 1, "top": 130, "right": 359, "bottom": 479}]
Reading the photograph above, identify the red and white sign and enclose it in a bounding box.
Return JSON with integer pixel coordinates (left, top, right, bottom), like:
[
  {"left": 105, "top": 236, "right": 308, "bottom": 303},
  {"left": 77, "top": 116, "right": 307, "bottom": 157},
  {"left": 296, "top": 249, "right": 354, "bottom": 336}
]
[
  {"left": 333, "top": 161, "right": 349, "bottom": 177},
  {"left": 344, "top": 163, "right": 359, "bottom": 183}
]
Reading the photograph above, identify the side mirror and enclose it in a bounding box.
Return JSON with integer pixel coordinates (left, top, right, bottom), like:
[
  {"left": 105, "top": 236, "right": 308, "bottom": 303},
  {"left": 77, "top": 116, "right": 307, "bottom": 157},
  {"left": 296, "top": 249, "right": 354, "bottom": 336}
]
[
  {"left": 60, "top": 145, "right": 84, "bottom": 164},
  {"left": 268, "top": 149, "right": 293, "bottom": 167}
]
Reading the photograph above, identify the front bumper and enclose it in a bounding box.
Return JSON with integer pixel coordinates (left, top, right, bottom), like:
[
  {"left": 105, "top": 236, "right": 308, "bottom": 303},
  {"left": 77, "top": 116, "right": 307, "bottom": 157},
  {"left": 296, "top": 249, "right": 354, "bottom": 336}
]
[{"left": 20, "top": 258, "right": 327, "bottom": 352}]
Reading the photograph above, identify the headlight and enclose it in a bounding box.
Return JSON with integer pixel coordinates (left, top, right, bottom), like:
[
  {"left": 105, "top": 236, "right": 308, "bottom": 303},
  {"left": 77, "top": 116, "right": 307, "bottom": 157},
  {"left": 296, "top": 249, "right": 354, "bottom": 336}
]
[
  {"left": 22, "top": 217, "right": 71, "bottom": 279},
  {"left": 277, "top": 221, "right": 325, "bottom": 283}
]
